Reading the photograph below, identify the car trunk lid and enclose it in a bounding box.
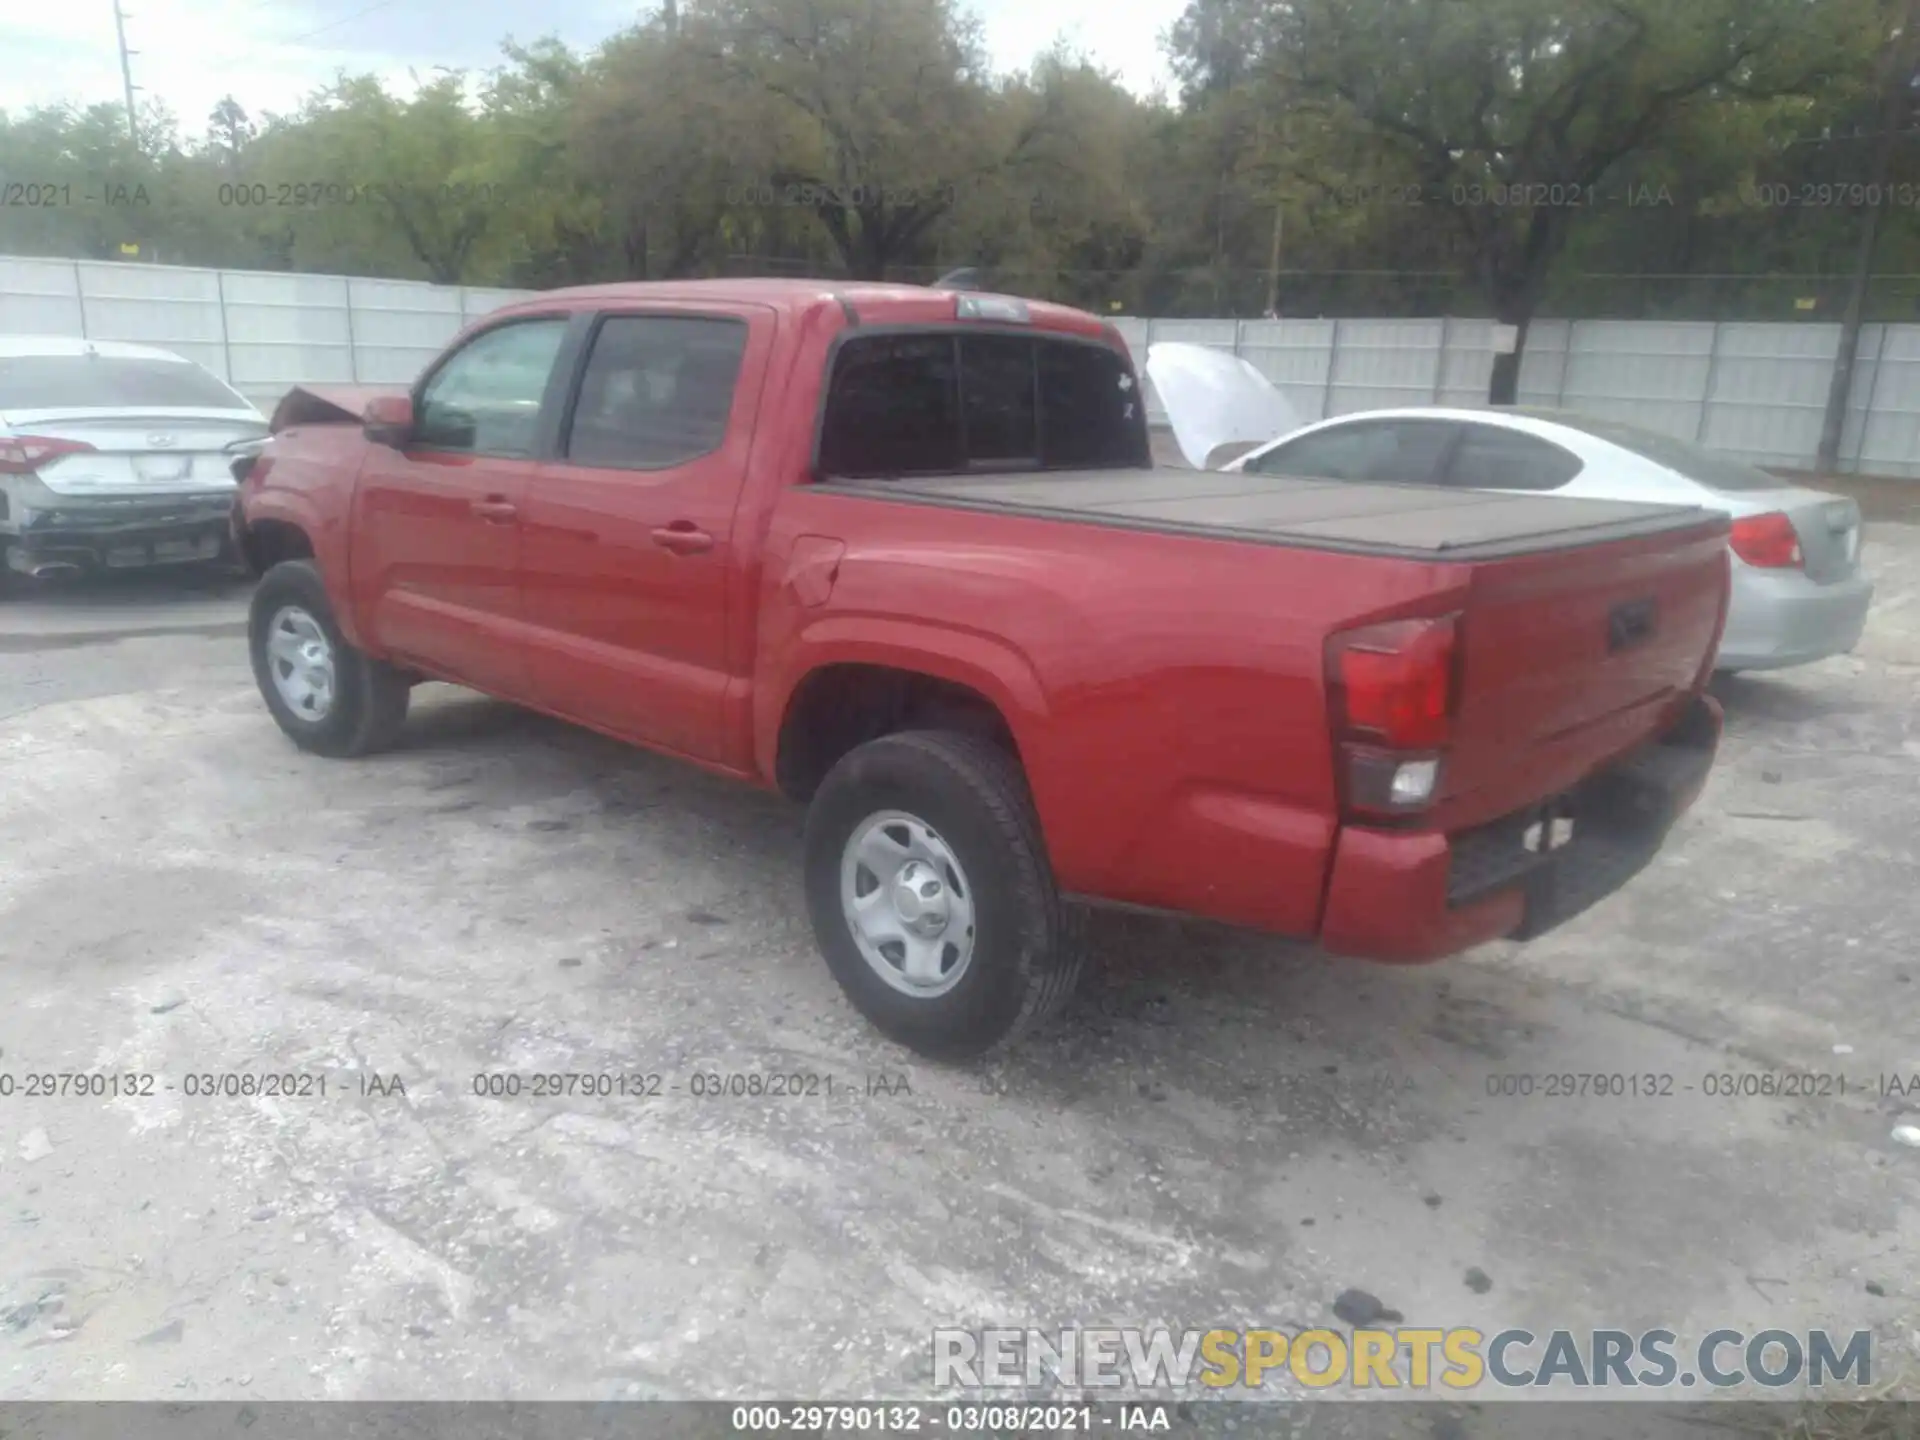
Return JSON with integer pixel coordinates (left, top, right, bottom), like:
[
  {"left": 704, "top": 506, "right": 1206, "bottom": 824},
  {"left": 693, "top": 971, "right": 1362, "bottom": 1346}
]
[
  {"left": 1142, "top": 341, "right": 1303, "bottom": 469},
  {"left": 6, "top": 407, "right": 267, "bottom": 497},
  {"left": 1724, "top": 487, "right": 1862, "bottom": 583}
]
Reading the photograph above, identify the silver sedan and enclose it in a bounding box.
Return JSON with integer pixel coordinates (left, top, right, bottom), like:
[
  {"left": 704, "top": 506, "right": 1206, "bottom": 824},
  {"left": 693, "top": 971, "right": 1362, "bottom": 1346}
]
[
  {"left": 0, "top": 335, "right": 267, "bottom": 583},
  {"left": 1222, "top": 407, "right": 1872, "bottom": 674}
]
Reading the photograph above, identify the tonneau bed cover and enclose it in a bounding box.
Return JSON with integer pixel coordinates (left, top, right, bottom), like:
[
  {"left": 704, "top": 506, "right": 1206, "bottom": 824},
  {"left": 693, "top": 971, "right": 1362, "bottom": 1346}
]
[{"left": 817, "top": 469, "right": 1721, "bottom": 562}]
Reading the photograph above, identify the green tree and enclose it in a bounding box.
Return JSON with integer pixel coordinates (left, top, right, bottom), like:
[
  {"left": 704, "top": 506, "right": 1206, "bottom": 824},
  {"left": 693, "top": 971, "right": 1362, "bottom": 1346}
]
[
  {"left": 482, "top": 41, "right": 622, "bottom": 286},
  {"left": 247, "top": 74, "right": 507, "bottom": 284},
  {"left": 940, "top": 50, "right": 1155, "bottom": 305},
  {"left": 207, "top": 97, "right": 255, "bottom": 174},
  {"left": 569, "top": 16, "right": 780, "bottom": 281},
  {"left": 696, "top": 0, "right": 1017, "bottom": 278},
  {"left": 1191, "top": 0, "right": 1871, "bottom": 396}
]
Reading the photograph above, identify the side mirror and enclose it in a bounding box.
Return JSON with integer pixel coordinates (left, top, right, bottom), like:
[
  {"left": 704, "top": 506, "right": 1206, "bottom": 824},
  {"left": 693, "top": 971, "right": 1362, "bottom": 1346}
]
[{"left": 364, "top": 395, "right": 415, "bottom": 448}]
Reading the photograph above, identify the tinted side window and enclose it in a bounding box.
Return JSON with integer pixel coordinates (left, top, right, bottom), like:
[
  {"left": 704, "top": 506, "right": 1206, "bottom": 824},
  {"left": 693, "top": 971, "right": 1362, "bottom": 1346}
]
[
  {"left": 1368, "top": 421, "right": 1459, "bottom": 483},
  {"left": 1446, "top": 425, "right": 1584, "bottom": 491},
  {"left": 416, "top": 319, "right": 567, "bottom": 456},
  {"left": 818, "top": 335, "right": 960, "bottom": 478},
  {"left": 1246, "top": 420, "right": 1455, "bottom": 485},
  {"left": 564, "top": 315, "right": 748, "bottom": 469}
]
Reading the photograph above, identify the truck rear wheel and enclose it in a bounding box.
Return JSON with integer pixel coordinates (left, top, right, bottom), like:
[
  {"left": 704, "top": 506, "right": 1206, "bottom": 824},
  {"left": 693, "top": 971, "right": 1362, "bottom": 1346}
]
[
  {"left": 248, "top": 560, "right": 411, "bottom": 758},
  {"left": 802, "top": 730, "right": 1086, "bottom": 1059}
]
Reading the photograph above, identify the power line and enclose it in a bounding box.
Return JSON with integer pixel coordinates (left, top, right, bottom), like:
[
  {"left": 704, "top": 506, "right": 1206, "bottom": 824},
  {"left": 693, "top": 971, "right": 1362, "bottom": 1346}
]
[{"left": 281, "top": 0, "right": 412, "bottom": 46}]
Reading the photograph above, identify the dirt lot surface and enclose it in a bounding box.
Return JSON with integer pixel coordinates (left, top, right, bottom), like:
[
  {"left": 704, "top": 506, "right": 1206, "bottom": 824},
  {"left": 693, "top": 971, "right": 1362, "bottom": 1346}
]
[{"left": 1, "top": 518, "right": 1917, "bottom": 1430}]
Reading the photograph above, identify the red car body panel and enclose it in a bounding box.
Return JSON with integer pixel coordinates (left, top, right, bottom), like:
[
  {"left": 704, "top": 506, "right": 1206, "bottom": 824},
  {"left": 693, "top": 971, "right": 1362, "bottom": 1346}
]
[{"left": 239, "top": 278, "right": 1728, "bottom": 961}]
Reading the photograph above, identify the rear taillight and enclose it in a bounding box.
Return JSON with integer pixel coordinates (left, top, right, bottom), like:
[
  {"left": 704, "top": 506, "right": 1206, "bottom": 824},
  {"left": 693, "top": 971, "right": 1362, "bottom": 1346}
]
[
  {"left": 1326, "top": 615, "right": 1458, "bottom": 818},
  {"left": 1329, "top": 616, "right": 1456, "bottom": 748},
  {"left": 1729, "top": 511, "right": 1802, "bottom": 569},
  {"left": 0, "top": 435, "right": 95, "bottom": 475}
]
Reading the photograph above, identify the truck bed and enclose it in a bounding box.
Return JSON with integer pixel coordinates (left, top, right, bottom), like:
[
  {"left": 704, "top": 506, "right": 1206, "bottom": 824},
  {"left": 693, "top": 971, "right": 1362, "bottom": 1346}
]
[{"left": 816, "top": 469, "right": 1719, "bottom": 561}]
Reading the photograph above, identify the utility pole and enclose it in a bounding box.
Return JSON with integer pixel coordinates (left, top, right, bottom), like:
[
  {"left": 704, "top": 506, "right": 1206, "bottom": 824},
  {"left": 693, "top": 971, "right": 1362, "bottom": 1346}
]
[
  {"left": 1264, "top": 201, "right": 1283, "bottom": 317},
  {"left": 1817, "top": 0, "right": 1919, "bottom": 471},
  {"left": 112, "top": 0, "right": 140, "bottom": 150}
]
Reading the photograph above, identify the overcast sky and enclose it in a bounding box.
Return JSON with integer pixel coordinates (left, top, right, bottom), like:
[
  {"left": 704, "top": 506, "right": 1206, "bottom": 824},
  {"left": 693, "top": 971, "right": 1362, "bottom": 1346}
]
[{"left": 5, "top": 0, "right": 1183, "bottom": 139}]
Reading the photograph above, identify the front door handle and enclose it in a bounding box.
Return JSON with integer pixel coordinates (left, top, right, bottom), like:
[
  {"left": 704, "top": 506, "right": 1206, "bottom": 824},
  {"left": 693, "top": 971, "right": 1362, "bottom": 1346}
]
[
  {"left": 471, "top": 497, "right": 518, "bottom": 524},
  {"left": 652, "top": 523, "right": 714, "bottom": 556}
]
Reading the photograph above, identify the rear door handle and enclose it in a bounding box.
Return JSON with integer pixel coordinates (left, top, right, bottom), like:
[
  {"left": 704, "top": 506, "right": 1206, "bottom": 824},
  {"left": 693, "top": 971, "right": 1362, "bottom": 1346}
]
[
  {"left": 471, "top": 498, "right": 518, "bottom": 524},
  {"left": 652, "top": 523, "right": 714, "bottom": 556}
]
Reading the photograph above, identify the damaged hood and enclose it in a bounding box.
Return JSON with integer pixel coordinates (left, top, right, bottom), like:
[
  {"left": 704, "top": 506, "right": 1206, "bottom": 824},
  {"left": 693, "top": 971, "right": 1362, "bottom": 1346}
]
[
  {"left": 269, "top": 384, "right": 406, "bottom": 433},
  {"left": 1144, "top": 342, "right": 1304, "bottom": 470}
]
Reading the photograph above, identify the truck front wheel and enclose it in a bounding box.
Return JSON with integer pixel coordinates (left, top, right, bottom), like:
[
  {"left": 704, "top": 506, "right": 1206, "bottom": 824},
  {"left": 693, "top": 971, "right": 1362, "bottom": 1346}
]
[
  {"left": 248, "top": 560, "right": 410, "bottom": 758},
  {"left": 802, "top": 730, "right": 1086, "bottom": 1059}
]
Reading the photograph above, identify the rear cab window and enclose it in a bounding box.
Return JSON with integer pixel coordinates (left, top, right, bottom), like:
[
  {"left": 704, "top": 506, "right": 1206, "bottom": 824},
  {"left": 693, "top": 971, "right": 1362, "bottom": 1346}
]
[{"left": 817, "top": 330, "right": 1149, "bottom": 479}]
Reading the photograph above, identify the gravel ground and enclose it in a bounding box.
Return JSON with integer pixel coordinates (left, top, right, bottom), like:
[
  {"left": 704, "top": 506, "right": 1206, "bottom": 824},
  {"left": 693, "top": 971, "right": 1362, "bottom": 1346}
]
[{"left": 0, "top": 514, "right": 1915, "bottom": 1427}]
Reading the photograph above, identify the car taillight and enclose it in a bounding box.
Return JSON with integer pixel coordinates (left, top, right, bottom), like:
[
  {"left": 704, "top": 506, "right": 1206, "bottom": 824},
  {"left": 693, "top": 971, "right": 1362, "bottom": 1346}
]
[
  {"left": 1326, "top": 615, "right": 1458, "bottom": 818},
  {"left": 1729, "top": 512, "right": 1802, "bottom": 569},
  {"left": 0, "top": 435, "right": 95, "bottom": 474}
]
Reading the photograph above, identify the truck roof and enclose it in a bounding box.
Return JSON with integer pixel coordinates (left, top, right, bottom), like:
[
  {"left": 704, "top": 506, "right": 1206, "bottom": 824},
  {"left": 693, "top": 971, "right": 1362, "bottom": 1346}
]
[{"left": 489, "top": 278, "right": 1114, "bottom": 339}]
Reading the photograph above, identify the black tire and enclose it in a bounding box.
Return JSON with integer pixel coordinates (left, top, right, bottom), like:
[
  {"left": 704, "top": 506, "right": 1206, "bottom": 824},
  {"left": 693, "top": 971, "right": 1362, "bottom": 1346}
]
[
  {"left": 803, "top": 730, "right": 1087, "bottom": 1060},
  {"left": 248, "top": 559, "right": 410, "bottom": 758}
]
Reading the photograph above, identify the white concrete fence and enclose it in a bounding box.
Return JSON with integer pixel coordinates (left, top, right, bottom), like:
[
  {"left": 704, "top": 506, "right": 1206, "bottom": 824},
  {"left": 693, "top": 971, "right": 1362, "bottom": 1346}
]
[
  {"left": 3, "top": 254, "right": 1916, "bottom": 476},
  {"left": 0, "top": 254, "right": 532, "bottom": 415},
  {"left": 1115, "top": 316, "right": 1920, "bottom": 478}
]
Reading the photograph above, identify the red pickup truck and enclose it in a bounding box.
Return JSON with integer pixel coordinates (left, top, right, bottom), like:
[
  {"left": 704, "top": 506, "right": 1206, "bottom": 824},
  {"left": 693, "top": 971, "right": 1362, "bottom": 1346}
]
[{"left": 234, "top": 279, "right": 1728, "bottom": 1057}]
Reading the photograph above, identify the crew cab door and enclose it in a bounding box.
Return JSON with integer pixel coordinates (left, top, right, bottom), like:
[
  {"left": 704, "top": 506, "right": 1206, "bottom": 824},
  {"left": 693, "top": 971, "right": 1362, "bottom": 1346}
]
[
  {"left": 518, "top": 305, "right": 774, "bottom": 761},
  {"left": 352, "top": 314, "right": 572, "bottom": 697}
]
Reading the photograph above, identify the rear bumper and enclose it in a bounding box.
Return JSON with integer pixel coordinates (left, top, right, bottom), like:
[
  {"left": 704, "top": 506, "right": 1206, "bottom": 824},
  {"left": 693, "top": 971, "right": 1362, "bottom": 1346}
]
[
  {"left": 2, "top": 492, "right": 234, "bottom": 573},
  {"left": 1718, "top": 569, "right": 1872, "bottom": 671},
  {"left": 1319, "top": 693, "right": 1721, "bottom": 963}
]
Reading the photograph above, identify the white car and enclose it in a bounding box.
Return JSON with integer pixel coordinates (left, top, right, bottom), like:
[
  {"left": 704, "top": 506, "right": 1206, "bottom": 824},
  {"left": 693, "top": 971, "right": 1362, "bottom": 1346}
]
[
  {"left": 0, "top": 336, "right": 267, "bottom": 583},
  {"left": 1145, "top": 343, "right": 1872, "bottom": 674}
]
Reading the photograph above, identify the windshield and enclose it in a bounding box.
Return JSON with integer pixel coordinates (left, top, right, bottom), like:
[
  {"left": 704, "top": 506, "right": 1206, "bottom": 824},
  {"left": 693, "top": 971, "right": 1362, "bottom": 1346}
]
[
  {"left": 1541, "top": 412, "right": 1785, "bottom": 492},
  {"left": 0, "top": 354, "right": 250, "bottom": 412}
]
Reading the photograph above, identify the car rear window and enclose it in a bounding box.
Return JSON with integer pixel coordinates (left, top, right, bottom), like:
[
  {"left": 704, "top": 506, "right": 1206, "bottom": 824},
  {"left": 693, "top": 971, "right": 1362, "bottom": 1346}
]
[
  {"left": 1546, "top": 413, "right": 1781, "bottom": 492},
  {"left": 0, "top": 354, "right": 246, "bottom": 411},
  {"left": 817, "top": 331, "right": 1149, "bottom": 478},
  {"left": 1245, "top": 418, "right": 1456, "bottom": 484},
  {"left": 1445, "top": 424, "right": 1584, "bottom": 490}
]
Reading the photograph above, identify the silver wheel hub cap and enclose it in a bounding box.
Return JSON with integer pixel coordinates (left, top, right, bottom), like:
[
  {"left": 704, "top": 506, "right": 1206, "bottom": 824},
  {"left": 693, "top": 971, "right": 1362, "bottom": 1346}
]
[
  {"left": 841, "top": 811, "right": 976, "bottom": 997},
  {"left": 265, "top": 605, "right": 336, "bottom": 721}
]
